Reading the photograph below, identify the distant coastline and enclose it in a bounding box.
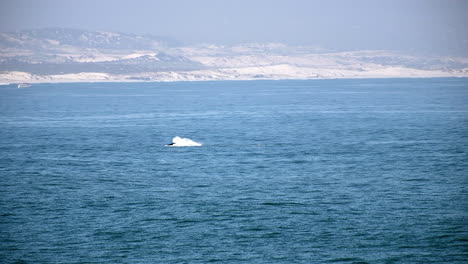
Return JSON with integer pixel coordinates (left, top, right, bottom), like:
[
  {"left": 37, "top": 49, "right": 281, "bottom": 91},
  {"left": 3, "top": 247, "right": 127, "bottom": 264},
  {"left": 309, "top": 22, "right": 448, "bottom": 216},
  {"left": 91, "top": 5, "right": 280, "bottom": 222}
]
[
  {"left": 1, "top": 68, "right": 467, "bottom": 85},
  {"left": 1, "top": 28, "right": 467, "bottom": 84}
]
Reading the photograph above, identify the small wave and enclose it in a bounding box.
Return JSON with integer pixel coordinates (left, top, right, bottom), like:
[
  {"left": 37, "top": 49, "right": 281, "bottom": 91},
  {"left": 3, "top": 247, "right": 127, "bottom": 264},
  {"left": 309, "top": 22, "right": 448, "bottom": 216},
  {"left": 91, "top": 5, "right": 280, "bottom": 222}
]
[
  {"left": 166, "top": 136, "right": 202, "bottom": 147},
  {"left": 366, "top": 140, "right": 442, "bottom": 145}
]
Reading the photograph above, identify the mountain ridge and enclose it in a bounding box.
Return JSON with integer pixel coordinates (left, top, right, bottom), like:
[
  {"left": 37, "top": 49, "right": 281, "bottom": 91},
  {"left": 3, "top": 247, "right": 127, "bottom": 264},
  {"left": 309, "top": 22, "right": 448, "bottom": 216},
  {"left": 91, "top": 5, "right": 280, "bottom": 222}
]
[{"left": 1, "top": 28, "right": 467, "bottom": 83}]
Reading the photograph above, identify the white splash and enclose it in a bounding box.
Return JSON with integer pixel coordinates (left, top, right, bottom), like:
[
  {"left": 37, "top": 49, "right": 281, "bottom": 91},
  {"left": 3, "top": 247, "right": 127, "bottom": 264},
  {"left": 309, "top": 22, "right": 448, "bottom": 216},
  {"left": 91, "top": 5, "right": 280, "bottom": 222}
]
[{"left": 166, "top": 136, "right": 202, "bottom": 147}]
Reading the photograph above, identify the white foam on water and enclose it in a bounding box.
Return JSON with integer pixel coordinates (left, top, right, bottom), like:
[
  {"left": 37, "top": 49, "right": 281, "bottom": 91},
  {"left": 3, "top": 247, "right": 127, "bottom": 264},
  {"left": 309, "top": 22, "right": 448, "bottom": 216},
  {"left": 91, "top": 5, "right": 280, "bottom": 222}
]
[{"left": 166, "top": 136, "right": 202, "bottom": 147}]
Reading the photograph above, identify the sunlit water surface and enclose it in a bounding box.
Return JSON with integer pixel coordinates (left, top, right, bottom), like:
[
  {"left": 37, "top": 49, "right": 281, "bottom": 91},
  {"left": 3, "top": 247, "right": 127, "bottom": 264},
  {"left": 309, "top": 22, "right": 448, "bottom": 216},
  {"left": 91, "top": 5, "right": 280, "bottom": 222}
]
[{"left": 1, "top": 78, "right": 467, "bottom": 263}]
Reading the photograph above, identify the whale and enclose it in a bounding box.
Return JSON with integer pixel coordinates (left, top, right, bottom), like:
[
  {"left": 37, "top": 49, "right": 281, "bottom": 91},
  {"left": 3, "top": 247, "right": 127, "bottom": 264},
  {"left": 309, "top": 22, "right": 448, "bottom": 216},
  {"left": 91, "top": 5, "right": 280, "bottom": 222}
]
[{"left": 165, "top": 136, "right": 202, "bottom": 147}]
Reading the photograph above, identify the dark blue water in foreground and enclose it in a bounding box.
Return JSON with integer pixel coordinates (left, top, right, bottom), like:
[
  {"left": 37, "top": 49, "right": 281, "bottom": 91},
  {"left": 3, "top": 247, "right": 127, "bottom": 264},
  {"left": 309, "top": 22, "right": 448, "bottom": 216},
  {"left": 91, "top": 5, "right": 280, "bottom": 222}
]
[{"left": 0, "top": 78, "right": 467, "bottom": 263}]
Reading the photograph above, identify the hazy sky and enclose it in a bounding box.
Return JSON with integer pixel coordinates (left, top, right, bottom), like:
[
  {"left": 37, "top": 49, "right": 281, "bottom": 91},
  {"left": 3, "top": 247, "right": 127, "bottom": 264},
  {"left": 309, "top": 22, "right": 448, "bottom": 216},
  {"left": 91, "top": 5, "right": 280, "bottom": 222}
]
[{"left": 1, "top": 0, "right": 467, "bottom": 55}]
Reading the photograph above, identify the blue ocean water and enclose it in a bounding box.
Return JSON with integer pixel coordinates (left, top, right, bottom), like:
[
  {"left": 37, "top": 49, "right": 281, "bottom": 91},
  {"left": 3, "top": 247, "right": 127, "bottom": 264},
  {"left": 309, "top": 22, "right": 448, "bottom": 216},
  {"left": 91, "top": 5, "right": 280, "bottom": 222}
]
[{"left": 0, "top": 78, "right": 467, "bottom": 264}]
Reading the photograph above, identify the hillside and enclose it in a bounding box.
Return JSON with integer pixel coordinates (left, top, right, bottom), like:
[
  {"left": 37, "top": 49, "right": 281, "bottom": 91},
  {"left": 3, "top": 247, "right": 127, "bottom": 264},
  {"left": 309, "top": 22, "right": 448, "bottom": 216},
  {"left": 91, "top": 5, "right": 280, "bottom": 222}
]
[{"left": 0, "top": 28, "right": 467, "bottom": 83}]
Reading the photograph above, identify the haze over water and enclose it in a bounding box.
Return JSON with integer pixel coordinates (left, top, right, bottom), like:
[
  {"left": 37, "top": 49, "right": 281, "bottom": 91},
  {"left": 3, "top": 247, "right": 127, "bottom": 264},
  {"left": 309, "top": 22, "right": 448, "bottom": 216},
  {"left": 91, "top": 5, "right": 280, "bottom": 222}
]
[{"left": 0, "top": 78, "right": 467, "bottom": 263}]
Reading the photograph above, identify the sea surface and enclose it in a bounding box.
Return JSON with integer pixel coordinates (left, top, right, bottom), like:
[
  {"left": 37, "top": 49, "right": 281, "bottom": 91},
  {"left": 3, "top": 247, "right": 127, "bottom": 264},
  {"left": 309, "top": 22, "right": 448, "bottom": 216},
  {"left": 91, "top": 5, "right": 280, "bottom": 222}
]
[{"left": 0, "top": 78, "right": 467, "bottom": 264}]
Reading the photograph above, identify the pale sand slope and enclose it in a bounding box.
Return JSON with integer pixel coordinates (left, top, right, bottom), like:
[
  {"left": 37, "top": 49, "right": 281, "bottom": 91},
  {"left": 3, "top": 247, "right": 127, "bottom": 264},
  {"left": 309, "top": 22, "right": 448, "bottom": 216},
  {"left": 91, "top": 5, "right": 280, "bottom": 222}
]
[{"left": 1, "top": 65, "right": 467, "bottom": 84}]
